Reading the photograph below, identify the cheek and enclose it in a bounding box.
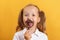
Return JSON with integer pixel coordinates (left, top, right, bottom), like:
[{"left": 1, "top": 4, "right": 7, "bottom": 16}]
[
  {"left": 33, "top": 17, "right": 38, "bottom": 24},
  {"left": 23, "top": 17, "right": 27, "bottom": 23}
]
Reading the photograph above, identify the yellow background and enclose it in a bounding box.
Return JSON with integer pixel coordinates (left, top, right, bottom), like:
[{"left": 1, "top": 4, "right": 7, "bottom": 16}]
[{"left": 0, "top": 0, "right": 60, "bottom": 40}]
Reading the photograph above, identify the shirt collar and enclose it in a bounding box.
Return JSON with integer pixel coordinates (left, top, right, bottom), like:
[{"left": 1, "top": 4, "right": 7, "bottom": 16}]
[
  {"left": 23, "top": 27, "right": 40, "bottom": 35},
  {"left": 34, "top": 28, "right": 40, "bottom": 34}
]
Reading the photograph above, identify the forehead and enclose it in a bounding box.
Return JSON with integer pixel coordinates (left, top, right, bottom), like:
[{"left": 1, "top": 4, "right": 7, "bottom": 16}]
[{"left": 23, "top": 6, "right": 38, "bottom": 13}]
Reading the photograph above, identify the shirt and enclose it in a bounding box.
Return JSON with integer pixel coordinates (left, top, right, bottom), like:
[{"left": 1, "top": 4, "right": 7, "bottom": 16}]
[{"left": 13, "top": 28, "right": 48, "bottom": 40}]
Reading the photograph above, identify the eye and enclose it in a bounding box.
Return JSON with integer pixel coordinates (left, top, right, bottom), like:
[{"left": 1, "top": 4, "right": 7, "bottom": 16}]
[
  {"left": 25, "top": 14, "right": 28, "bottom": 16},
  {"left": 32, "top": 14, "right": 35, "bottom": 16}
]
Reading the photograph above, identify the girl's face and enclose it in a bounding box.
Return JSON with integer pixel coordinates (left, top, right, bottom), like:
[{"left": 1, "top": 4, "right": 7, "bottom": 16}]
[{"left": 23, "top": 6, "right": 40, "bottom": 29}]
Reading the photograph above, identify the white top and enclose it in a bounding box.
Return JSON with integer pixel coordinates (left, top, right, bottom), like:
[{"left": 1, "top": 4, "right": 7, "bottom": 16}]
[{"left": 13, "top": 28, "right": 48, "bottom": 40}]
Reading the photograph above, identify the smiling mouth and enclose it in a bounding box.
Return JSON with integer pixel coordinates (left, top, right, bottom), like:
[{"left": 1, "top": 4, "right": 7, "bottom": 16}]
[{"left": 25, "top": 19, "right": 34, "bottom": 28}]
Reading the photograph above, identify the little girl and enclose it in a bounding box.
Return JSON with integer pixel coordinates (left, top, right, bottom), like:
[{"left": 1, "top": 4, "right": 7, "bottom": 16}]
[{"left": 13, "top": 4, "right": 48, "bottom": 40}]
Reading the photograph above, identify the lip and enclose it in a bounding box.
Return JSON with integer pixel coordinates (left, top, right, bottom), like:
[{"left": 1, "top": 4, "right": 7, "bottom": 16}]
[{"left": 25, "top": 19, "right": 34, "bottom": 28}]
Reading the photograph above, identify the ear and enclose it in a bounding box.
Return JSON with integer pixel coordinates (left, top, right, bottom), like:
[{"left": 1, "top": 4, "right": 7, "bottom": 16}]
[{"left": 37, "top": 17, "right": 40, "bottom": 23}]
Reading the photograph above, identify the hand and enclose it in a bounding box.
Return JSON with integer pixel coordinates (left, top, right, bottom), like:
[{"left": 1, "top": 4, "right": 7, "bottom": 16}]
[
  {"left": 24, "top": 27, "right": 36, "bottom": 40},
  {"left": 24, "top": 30, "right": 31, "bottom": 40}
]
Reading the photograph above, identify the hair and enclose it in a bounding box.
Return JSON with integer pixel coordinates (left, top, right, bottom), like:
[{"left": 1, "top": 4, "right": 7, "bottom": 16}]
[{"left": 16, "top": 4, "right": 46, "bottom": 33}]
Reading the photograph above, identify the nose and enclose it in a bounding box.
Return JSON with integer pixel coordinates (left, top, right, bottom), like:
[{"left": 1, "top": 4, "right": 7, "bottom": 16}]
[{"left": 27, "top": 16, "right": 32, "bottom": 21}]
